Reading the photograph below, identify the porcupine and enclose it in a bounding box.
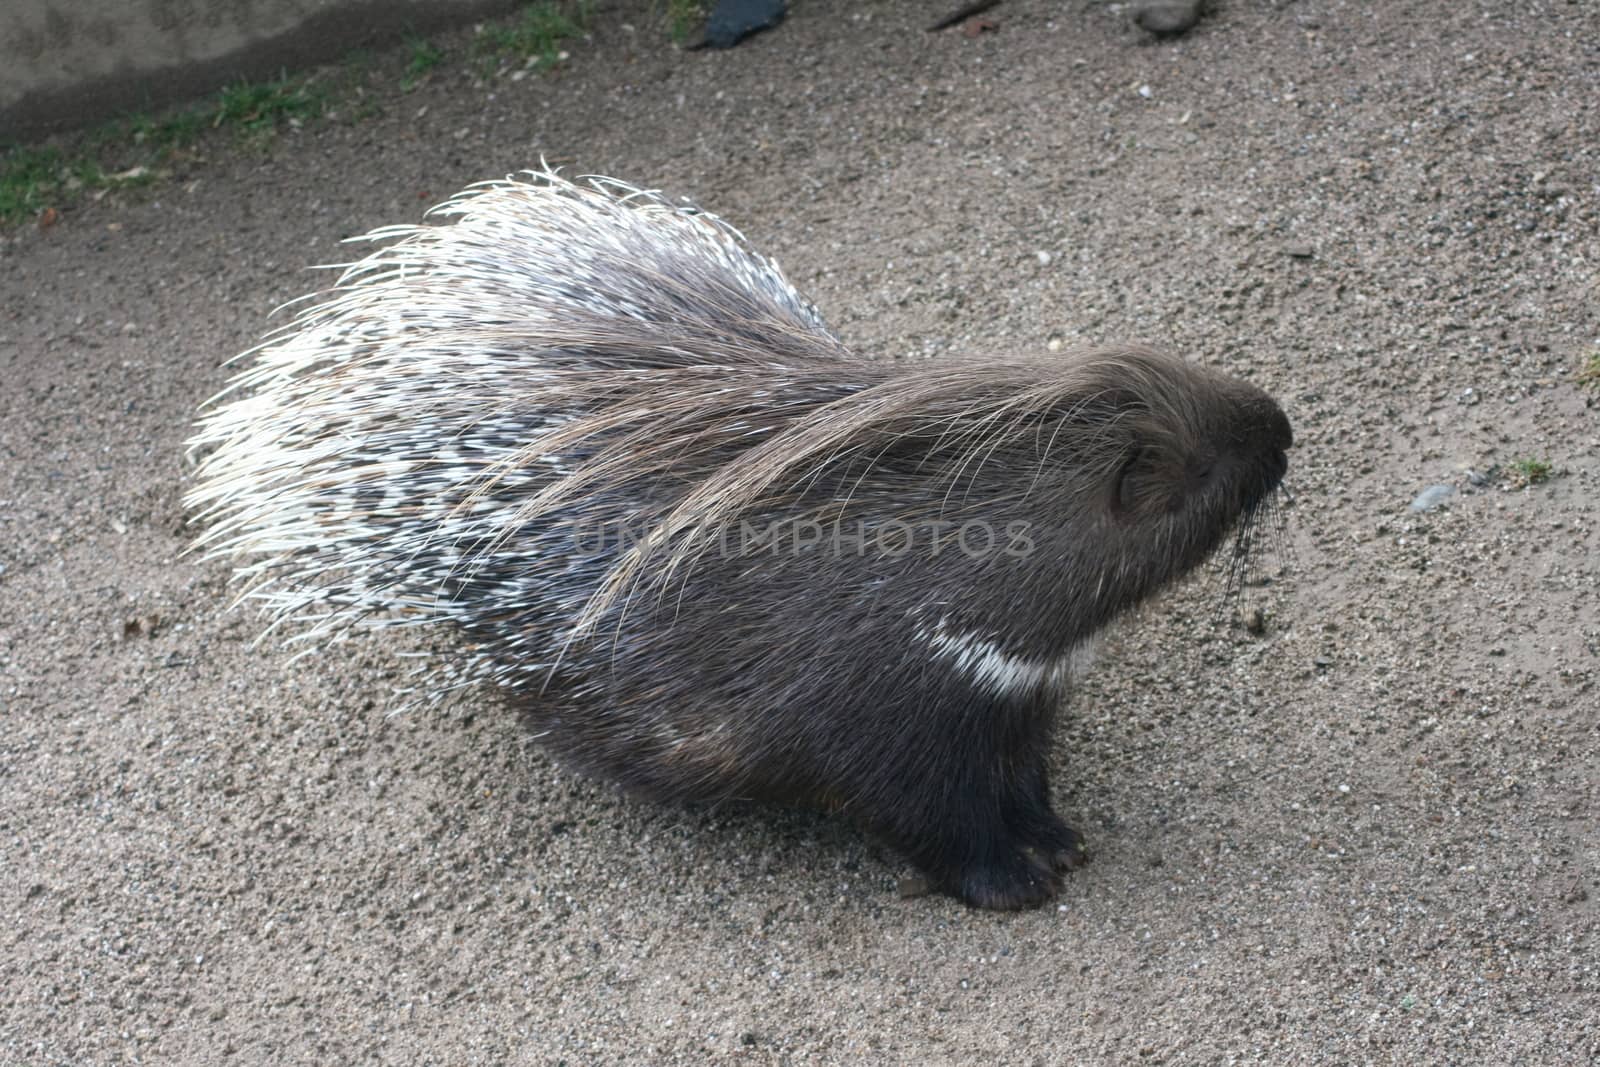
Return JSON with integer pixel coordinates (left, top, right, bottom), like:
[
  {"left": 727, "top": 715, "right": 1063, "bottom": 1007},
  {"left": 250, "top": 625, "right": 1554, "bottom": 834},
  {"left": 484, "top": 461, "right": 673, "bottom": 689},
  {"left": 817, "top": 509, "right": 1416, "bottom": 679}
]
[{"left": 187, "top": 169, "right": 1292, "bottom": 910}]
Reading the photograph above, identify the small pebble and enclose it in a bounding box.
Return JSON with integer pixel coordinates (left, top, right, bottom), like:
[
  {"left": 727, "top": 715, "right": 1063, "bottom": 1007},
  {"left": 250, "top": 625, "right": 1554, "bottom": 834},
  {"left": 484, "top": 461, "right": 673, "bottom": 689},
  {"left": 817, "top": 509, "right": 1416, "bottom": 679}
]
[
  {"left": 1410, "top": 484, "right": 1456, "bottom": 512},
  {"left": 1132, "top": 0, "right": 1206, "bottom": 37}
]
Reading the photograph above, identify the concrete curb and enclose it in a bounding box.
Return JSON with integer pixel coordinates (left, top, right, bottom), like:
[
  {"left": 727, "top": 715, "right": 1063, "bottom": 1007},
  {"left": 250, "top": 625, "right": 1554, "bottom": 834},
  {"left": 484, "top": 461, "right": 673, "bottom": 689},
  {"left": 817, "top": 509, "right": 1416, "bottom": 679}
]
[{"left": 3, "top": 0, "right": 525, "bottom": 141}]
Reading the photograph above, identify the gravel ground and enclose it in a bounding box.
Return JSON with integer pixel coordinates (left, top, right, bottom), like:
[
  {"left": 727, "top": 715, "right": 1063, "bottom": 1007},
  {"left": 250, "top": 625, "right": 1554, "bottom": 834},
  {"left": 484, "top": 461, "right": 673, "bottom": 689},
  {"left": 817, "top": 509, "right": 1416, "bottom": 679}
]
[{"left": 3, "top": 0, "right": 1598, "bottom": 1062}]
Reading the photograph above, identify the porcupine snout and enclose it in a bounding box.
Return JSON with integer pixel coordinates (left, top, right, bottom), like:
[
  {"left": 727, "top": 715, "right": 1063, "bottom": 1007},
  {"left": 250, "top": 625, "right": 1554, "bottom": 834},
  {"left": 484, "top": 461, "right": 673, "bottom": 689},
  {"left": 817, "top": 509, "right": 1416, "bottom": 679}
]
[{"left": 1216, "top": 382, "right": 1292, "bottom": 509}]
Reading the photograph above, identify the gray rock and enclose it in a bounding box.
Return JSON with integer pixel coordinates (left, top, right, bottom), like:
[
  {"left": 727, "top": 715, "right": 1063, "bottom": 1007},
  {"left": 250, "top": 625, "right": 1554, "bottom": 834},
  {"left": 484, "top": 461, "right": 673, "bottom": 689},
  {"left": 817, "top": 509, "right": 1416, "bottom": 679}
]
[
  {"left": 696, "top": 0, "right": 786, "bottom": 49},
  {"left": 1133, "top": 0, "right": 1206, "bottom": 37},
  {"left": 1409, "top": 484, "right": 1457, "bottom": 512}
]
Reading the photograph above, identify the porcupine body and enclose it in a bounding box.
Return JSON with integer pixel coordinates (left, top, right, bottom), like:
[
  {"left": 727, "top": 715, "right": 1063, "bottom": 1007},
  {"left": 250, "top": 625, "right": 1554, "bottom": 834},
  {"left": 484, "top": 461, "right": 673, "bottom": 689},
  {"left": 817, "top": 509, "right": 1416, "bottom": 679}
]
[{"left": 188, "top": 170, "right": 1291, "bottom": 910}]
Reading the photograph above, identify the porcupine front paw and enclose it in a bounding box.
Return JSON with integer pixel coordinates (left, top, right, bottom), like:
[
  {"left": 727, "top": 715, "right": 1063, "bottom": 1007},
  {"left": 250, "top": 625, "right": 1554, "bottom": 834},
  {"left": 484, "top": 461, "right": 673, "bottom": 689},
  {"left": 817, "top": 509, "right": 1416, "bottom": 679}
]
[
  {"left": 950, "top": 848, "right": 1061, "bottom": 911},
  {"left": 894, "top": 816, "right": 1063, "bottom": 909},
  {"left": 1003, "top": 757, "right": 1089, "bottom": 873}
]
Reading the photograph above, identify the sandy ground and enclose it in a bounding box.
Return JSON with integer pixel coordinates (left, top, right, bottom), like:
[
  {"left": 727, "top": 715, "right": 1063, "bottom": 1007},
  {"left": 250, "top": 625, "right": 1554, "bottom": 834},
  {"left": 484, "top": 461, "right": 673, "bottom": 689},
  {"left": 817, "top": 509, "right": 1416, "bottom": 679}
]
[{"left": 3, "top": 0, "right": 1598, "bottom": 1062}]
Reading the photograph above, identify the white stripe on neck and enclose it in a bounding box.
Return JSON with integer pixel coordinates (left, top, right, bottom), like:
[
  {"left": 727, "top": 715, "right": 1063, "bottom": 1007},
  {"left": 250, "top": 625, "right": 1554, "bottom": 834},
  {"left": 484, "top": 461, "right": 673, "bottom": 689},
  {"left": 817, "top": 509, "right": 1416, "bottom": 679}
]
[{"left": 918, "top": 618, "right": 1094, "bottom": 698}]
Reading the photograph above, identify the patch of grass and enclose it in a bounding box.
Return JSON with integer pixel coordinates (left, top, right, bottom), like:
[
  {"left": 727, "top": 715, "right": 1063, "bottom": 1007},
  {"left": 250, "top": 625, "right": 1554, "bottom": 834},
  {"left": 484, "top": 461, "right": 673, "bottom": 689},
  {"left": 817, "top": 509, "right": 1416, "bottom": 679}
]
[
  {"left": 0, "top": 145, "right": 70, "bottom": 222},
  {"left": 0, "top": 144, "right": 157, "bottom": 223},
  {"left": 1509, "top": 457, "right": 1553, "bottom": 487},
  {"left": 0, "top": 70, "right": 331, "bottom": 224},
  {"left": 214, "top": 75, "right": 328, "bottom": 133},
  {"left": 401, "top": 36, "right": 447, "bottom": 91},
  {"left": 128, "top": 108, "right": 209, "bottom": 152},
  {"left": 663, "top": 0, "right": 706, "bottom": 42},
  {"left": 1577, "top": 350, "right": 1600, "bottom": 392},
  {"left": 475, "top": 2, "right": 588, "bottom": 70}
]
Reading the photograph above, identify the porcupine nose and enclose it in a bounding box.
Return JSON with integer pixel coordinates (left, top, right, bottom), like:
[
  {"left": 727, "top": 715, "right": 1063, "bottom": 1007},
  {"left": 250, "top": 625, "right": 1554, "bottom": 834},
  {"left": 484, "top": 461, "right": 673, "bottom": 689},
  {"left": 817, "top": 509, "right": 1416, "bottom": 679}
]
[
  {"left": 1229, "top": 392, "right": 1292, "bottom": 491},
  {"left": 1239, "top": 393, "right": 1293, "bottom": 454},
  {"left": 1256, "top": 401, "right": 1292, "bottom": 487},
  {"left": 1264, "top": 403, "right": 1293, "bottom": 453}
]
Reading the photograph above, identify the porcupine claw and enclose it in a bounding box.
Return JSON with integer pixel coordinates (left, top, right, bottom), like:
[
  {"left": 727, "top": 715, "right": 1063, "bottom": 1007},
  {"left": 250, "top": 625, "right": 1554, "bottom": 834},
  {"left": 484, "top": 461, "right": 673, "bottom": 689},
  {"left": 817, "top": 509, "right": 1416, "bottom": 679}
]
[{"left": 1037, "top": 826, "right": 1090, "bottom": 873}]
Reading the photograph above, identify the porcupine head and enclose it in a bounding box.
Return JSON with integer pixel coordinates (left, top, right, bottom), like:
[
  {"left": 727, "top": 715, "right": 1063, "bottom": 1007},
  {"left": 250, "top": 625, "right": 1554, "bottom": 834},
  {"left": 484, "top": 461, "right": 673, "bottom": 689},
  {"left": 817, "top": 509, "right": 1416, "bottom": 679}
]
[{"left": 185, "top": 170, "right": 1292, "bottom": 910}]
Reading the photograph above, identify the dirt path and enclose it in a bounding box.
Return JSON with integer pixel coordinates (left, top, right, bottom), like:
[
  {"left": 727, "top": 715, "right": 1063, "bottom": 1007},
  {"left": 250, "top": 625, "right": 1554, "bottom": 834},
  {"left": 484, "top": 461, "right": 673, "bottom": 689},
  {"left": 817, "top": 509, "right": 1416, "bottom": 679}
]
[{"left": 3, "top": 1, "right": 1597, "bottom": 1062}]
